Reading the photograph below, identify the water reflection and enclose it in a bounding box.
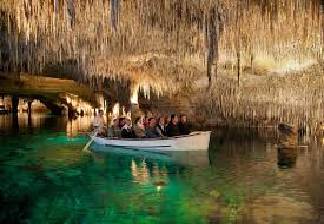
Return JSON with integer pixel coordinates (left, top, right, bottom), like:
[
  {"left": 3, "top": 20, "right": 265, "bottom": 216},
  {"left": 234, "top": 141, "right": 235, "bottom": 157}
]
[
  {"left": 0, "top": 114, "right": 93, "bottom": 136},
  {"left": 1, "top": 117, "right": 324, "bottom": 223},
  {"left": 131, "top": 159, "right": 150, "bottom": 184},
  {"left": 277, "top": 148, "right": 297, "bottom": 169},
  {"left": 66, "top": 116, "right": 94, "bottom": 137},
  {"left": 92, "top": 142, "right": 210, "bottom": 168}
]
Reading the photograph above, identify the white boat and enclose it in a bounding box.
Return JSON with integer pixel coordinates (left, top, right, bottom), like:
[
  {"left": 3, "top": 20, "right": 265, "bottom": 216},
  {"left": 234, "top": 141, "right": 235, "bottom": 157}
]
[{"left": 91, "top": 131, "right": 211, "bottom": 152}]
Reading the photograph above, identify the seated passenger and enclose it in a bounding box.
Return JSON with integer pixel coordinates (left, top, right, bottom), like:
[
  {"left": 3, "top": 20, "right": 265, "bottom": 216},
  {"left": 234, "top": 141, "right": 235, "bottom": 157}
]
[
  {"left": 178, "top": 114, "right": 191, "bottom": 135},
  {"left": 166, "top": 114, "right": 181, "bottom": 137},
  {"left": 144, "top": 116, "right": 150, "bottom": 129},
  {"left": 157, "top": 116, "right": 166, "bottom": 136},
  {"left": 145, "top": 118, "right": 162, "bottom": 138},
  {"left": 133, "top": 117, "right": 146, "bottom": 138},
  {"left": 119, "top": 118, "right": 126, "bottom": 129},
  {"left": 92, "top": 110, "right": 107, "bottom": 136},
  {"left": 121, "top": 118, "right": 135, "bottom": 138},
  {"left": 107, "top": 118, "right": 121, "bottom": 138}
]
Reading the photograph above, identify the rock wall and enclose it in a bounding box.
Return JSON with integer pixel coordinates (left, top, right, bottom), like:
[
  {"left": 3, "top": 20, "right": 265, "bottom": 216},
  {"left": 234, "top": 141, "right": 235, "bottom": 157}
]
[{"left": 189, "top": 65, "right": 324, "bottom": 133}]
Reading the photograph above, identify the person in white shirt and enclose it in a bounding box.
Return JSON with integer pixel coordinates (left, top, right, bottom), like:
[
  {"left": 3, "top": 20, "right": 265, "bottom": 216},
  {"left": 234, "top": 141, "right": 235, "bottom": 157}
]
[{"left": 92, "top": 110, "right": 106, "bottom": 136}]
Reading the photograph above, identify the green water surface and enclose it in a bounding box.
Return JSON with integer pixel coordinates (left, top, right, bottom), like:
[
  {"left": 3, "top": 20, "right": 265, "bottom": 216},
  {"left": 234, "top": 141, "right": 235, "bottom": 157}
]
[{"left": 0, "top": 115, "right": 323, "bottom": 224}]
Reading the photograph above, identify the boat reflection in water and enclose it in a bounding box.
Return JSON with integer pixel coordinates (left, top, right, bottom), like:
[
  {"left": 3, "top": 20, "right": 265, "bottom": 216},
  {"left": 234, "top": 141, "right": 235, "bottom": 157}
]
[{"left": 91, "top": 142, "right": 210, "bottom": 167}]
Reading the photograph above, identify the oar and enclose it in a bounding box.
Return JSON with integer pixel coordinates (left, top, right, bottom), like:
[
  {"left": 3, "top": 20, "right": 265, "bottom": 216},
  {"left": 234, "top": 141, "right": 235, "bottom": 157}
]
[{"left": 82, "top": 131, "right": 97, "bottom": 152}]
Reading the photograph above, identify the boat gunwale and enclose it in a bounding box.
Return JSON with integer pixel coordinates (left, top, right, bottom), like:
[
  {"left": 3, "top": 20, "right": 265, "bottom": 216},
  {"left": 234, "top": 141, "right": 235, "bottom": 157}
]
[{"left": 93, "top": 131, "right": 211, "bottom": 142}]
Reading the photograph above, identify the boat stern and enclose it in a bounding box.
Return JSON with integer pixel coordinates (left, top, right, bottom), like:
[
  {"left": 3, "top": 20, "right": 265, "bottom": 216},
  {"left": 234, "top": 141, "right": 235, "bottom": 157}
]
[{"left": 173, "top": 131, "right": 211, "bottom": 151}]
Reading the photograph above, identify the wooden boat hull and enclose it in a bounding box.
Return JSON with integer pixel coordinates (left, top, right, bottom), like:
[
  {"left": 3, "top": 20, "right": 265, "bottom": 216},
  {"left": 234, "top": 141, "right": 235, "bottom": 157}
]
[{"left": 91, "top": 131, "right": 211, "bottom": 152}]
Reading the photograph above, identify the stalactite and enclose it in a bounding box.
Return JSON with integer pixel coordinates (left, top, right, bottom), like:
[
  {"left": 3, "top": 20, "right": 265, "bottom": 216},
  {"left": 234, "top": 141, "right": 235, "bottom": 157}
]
[
  {"left": 206, "top": 1, "right": 220, "bottom": 85},
  {"left": 111, "top": 0, "right": 119, "bottom": 32},
  {"left": 67, "top": 0, "right": 75, "bottom": 29},
  {"left": 53, "top": 0, "right": 59, "bottom": 14},
  {"left": 0, "top": 0, "right": 322, "bottom": 94},
  {"left": 236, "top": 0, "right": 241, "bottom": 86}
]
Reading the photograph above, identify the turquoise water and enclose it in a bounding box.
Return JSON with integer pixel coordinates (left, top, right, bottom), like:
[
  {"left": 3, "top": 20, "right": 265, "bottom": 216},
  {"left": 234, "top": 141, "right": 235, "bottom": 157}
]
[{"left": 0, "top": 115, "right": 324, "bottom": 223}]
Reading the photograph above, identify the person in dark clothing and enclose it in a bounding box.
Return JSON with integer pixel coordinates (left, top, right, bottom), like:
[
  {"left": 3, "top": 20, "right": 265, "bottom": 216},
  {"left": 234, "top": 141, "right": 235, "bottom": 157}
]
[
  {"left": 121, "top": 118, "right": 135, "bottom": 138},
  {"left": 145, "top": 118, "right": 162, "bottom": 138},
  {"left": 156, "top": 116, "right": 166, "bottom": 136},
  {"left": 166, "top": 114, "right": 181, "bottom": 137},
  {"left": 119, "top": 118, "right": 126, "bottom": 129},
  {"left": 178, "top": 114, "right": 191, "bottom": 135}
]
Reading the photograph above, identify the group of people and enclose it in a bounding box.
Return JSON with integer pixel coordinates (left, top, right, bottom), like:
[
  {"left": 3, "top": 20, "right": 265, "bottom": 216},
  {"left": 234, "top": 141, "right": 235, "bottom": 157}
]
[{"left": 93, "top": 110, "right": 191, "bottom": 138}]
